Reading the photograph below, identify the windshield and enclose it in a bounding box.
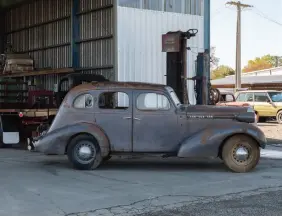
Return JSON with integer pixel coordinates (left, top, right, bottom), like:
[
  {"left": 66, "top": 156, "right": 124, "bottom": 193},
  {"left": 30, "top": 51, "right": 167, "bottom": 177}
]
[
  {"left": 165, "top": 87, "right": 181, "bottom": 106},
  {"left": 269, "top": 92, "right": 282, "bottom": 102}
]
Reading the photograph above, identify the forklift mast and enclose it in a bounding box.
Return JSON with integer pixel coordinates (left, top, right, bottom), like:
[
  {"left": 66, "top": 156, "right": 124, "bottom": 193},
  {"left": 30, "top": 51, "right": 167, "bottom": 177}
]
[
  {"left": 162, "top": 29, "right": 220, "bottom": 105},
  {"left": 162, "top": 29, "right": 198, "bottom": 104}
]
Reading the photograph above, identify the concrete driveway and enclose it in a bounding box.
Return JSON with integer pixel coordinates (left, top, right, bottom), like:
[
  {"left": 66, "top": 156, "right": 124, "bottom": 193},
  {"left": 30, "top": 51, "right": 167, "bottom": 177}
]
[{"left": 1, "top": 147, "right": 282, "bottom": 216}]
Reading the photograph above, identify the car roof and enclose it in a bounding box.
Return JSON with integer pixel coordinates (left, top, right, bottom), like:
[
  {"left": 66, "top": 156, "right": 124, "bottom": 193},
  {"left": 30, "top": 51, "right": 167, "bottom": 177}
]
[
  {"left": 219, "top": 90, "right": 234, "bottom": 95},
  {"left": 69, "top": 81, "right": 167, "bottom": 93},
  {"left": 237, "top": 90, "right": 281, "bottom": 93}
]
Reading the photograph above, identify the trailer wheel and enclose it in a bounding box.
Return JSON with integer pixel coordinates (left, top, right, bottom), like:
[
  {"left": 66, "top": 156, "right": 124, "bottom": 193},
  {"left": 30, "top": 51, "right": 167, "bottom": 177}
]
[
  {"left": 222, "top": 135, "right": 260, "bottom": 173},
  {"left": 67, "top": 134, "right": 102, "bottom": 170}
]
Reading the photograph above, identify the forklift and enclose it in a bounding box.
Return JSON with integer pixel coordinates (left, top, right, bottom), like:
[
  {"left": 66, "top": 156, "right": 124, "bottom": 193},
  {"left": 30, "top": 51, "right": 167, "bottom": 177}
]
[{"left": 162, "top": 29, "right": 220, "bottom": 105}]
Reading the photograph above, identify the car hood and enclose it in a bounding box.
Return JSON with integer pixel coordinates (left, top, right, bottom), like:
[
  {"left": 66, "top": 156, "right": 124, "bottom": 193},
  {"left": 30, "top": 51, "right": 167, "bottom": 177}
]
[
  {"left": 216, "top": 101, "right": 251, "bottom": 107},
  {"left": 177, "top": 105, "right": 255, "bottom": 123}
]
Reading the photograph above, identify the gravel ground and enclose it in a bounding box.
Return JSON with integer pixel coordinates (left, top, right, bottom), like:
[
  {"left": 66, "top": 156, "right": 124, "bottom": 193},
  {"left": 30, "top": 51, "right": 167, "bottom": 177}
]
[
  {"left": 0, "top": 122, "right": 280, "bottom": 216},
  {"left": 139, "top": 189, "right": 282, "bottom": 216},
  {"left": 258, "top": 122, "right": 282, "bottom": 144},
  {"left": 1, "top": 147, "right": 282, "bottom": 216}
]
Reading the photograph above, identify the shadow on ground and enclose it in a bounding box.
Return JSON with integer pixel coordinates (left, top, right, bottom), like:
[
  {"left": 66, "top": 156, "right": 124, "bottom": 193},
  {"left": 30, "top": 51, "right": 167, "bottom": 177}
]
[{"left": 267, "top": 138, "right": 282, "bottom": 145}]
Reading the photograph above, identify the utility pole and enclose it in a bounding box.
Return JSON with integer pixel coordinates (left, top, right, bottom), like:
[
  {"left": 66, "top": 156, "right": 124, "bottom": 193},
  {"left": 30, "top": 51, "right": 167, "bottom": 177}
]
[
  {"left": 275, "top": 56, "right": 279, "bottom": 67},
  {"left": 226, "top": 1, "right": 253, "bottom": 91},
  {"left": 274, "top": 56, "right": 282, "bottom": 67}
]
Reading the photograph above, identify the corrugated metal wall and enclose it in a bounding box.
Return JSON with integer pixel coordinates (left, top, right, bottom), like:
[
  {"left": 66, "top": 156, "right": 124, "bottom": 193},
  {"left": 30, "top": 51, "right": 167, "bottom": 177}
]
[
  {"left": 5, "top": 0, "right": 72, "bottom": 69},
  {"left": 3, "top": 0, "right": 115, "bottom": 90},
  {"left": 118, "top": 0, "right": 204, "bottom": 16},
  {"left": 117, "top": 7, "right": 204, "bottom": 105},
  {"left": 0, "top": 9, "right": 4, "bottom": 53},
  {"left": 78, "top": 0, "right": 114, "bottom": 80}
]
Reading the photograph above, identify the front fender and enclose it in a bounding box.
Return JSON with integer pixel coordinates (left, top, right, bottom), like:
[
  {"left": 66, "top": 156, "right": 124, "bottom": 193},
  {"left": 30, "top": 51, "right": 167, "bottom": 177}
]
[
  {"left": 177, "top": 122, "right": 266, "bottom": 158},
  {"left": 34, "top": 122, "right": 110, "bottom": 156}
]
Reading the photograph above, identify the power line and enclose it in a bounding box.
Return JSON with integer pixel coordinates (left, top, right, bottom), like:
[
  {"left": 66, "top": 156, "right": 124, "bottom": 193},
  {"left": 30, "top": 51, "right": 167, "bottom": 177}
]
[
  {"left": 251, "top": 7, "right": 282, "bottom": 27},
  {"left": 226, "top": 1, "right": 253, "bottom": 90}
]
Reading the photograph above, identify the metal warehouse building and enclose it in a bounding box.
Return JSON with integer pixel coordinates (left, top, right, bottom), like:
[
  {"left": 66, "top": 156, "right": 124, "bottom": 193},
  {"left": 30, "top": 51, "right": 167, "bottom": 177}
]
[{"left": 0, "top": 0, "right": 206, "bottom": 104}]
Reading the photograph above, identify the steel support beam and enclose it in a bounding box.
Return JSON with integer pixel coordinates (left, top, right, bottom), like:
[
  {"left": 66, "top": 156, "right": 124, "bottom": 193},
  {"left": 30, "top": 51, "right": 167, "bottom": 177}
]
[
  {"left": 204, "top": 0, "right": 210, "bottom": 61},
  {"left": 71, "top": 0, "right": 80, "bottom": 69},
  {"left": 0, "top": 9, "right": 5, "bottom": 53},
  {"left": 204, "top": 0, "right": 210, "bottom": 105}
]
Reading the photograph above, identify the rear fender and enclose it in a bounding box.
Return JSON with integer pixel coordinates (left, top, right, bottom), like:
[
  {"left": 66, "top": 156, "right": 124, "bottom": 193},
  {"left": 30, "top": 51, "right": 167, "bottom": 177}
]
[
  {"left": 40, "top": 122, "right": 110, "bottom": 156},
  {"left": 177, "top": 122, "right": 266, "bottom": 158}
]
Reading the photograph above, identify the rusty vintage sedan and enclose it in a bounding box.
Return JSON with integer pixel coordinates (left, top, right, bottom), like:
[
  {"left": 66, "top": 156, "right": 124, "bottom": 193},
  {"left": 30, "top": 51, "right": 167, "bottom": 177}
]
[{"left": 29, "top": 82, "right": 266, "bottom": 173}]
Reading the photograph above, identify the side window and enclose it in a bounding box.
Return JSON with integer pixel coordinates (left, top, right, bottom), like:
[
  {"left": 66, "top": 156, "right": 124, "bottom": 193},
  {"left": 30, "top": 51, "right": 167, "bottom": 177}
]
[
  {"left": 137, "top": 93, "right": 170, "bottom": 110},
  {"left": 236, "top": 93, "right": 246, "bottom": 102},
  {"left": 225, "top": 94, "right": 234, "bottom": 102},
  {"left": 99, "top": 92, "right": 129, "bottom": 110},
  {"left": 73, "top": 93, "right": 93, "bottom": 108},
  {"left": 245, "top": 93, "right": 254, "bottom": 102},
  {"left": 254, "top": 93, "right": 269, "bottom": 102}
]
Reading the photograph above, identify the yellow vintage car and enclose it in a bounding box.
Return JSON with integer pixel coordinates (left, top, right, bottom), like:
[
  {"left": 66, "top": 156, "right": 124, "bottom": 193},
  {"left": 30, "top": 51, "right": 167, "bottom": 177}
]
[{"left": 235, "top": 90, "right": 282, "bottom": 123}]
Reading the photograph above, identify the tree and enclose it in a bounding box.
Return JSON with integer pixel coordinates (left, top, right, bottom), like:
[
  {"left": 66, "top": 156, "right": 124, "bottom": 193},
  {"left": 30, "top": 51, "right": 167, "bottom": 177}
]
[
  {"left": 242, "top": 54, "right": 282, "bottom": 73},
  {"left": 211, "top": 65, "right": 235, "bottom": 80}
]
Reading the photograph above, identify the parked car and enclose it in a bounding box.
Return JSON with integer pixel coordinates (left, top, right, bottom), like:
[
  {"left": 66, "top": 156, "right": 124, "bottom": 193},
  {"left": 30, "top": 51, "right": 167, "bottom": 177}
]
[
  {"left": 216, "top": 91, "right": 259, "bottom": 123},
  {"left": 28, "top": 82, "right": 266, "bottom": 173},
  {"left": 235, "top": 90, "right": 282, "bottom": 124}
]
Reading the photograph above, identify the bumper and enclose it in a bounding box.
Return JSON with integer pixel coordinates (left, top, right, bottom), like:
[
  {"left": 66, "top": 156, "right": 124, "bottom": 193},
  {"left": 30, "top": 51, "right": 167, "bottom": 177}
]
[{"left": 27, "top": 134, "right": 65, "bottom": 155}]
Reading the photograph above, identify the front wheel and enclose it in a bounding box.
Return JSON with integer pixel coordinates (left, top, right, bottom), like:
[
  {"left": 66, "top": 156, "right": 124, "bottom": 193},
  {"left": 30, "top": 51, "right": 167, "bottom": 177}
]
[
  {"left": 222, "top": 135, "right": 260, "bottom": 173},
  {"left": 67, "top": 134, "right": 102, "bottom": 170}
]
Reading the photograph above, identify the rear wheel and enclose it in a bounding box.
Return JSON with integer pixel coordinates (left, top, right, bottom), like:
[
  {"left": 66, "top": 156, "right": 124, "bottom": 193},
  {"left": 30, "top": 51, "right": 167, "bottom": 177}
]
[
  {"left": 222, "top": 135, "right": 260, "bottom": 173},
  {"left": 276, "top": 111, "right": 282, "bottom": 124},
  {"left": 67, "top": 134, "right": 102, "bottom": 170},
  {"left": 103, "top": 155, "right": 112, "bottom": 162}
]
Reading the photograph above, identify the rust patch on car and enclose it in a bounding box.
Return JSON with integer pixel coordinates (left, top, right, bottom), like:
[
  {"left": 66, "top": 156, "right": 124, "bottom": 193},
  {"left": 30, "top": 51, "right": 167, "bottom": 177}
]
[{"left": 201, "top": 128, "right": 214, "bottom": 144}]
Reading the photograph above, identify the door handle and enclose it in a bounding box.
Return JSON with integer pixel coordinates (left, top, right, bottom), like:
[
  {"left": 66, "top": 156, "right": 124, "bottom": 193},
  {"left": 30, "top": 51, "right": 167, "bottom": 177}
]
[
  {"left": 123, "top": 117, "right": 132, "bottom": 119},
  {"left": 133, "top": 117, "right": 141, "bottom": 121}
]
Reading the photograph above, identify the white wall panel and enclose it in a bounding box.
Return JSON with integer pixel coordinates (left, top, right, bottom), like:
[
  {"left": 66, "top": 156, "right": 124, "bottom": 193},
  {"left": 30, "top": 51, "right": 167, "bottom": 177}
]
[{"left": 117, "top": 7, "right": 204, "bottom": 104}]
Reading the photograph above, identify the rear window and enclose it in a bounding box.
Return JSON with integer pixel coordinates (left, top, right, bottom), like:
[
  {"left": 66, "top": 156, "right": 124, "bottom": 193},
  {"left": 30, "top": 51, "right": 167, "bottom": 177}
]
[
  {"left": 236, "top": 92, "right": 253, "bottom": 102},
  {"left": 254, "top": 93, "right": 269, "bottom": 102},
  {"left": 73, "top": 93, "right": 93, "bottom": 108}
]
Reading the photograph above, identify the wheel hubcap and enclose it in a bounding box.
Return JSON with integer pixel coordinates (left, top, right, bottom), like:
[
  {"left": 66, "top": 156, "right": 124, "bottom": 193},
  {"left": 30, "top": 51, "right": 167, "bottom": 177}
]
[
  {"left": 79, "top": 146, "right": 92, "bottom": 158},
  {"left": 232, "top": 145, "right": 250, "bottom": 164},
  {"left": 74, "top": 141, "right": 96, "bottom": 164}
]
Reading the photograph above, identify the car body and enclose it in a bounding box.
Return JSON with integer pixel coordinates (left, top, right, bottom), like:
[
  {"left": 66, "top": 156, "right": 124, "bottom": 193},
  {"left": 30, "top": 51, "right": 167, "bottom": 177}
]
[
  {"left": 29, "top": 82, "right": 266, "bottom": 173},
  {"left": 216, "top": 91, "right": 258, "bottom": 123},
  {"left": 235, "top": 90, "right": 282, "bottom": 123}
]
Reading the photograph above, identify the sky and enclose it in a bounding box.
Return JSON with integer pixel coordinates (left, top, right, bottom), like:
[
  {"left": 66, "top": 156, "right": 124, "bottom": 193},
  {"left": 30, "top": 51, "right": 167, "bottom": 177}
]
[{"left": 211, "top": 0, "right": 282, "bottom": 69}]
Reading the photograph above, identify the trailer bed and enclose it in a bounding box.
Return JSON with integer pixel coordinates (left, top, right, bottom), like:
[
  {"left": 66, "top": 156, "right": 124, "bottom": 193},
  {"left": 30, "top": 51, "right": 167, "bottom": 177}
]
[{"left": 0, "top": 109, "right": 58, "bottom": 117}]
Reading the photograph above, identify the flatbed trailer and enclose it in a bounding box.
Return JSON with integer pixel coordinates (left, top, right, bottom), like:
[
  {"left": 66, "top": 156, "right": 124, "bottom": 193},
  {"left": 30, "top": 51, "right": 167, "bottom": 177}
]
[
  {"left": 0, "top": 73, "right": 109, "bottom": 148},
  {"left": 0, "top": 108, "right": 58, "bottom": 148},
  {"left": 0, "top": 108, "right": 57, "bottom": 117}
]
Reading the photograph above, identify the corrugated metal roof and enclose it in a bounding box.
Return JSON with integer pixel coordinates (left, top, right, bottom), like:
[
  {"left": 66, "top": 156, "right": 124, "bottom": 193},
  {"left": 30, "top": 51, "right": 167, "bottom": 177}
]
[{"left": 211, "top": 75, "right": 282, "bottom": 85}]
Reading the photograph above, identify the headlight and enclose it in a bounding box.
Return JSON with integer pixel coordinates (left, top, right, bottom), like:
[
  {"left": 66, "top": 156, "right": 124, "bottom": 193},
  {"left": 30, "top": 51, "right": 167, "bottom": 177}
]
[{"left": 247, "top": 107, "right": 257, "bottom": 124}]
